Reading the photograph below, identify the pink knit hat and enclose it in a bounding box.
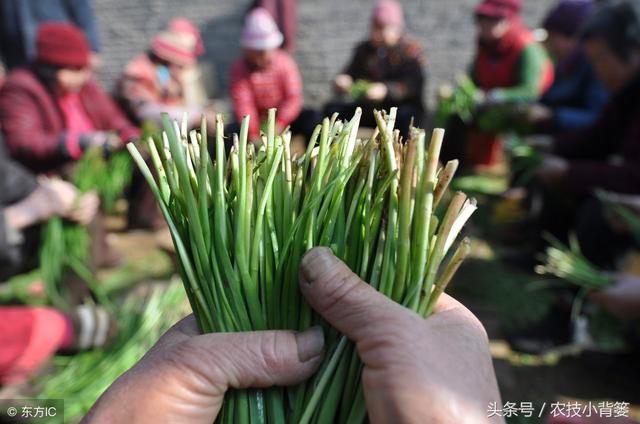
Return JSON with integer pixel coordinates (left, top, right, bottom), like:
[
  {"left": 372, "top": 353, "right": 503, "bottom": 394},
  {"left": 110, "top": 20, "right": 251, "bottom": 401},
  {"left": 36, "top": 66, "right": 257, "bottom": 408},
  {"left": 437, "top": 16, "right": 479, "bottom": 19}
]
[
  {"left": 151, "top": 30, "right": 197, "bottom": 66},
  {"left": 169, "top": 17, "right": 205, "bottom": 56},
  {"left": 241, "top": 7, "right": 283, "bottom": 50},
  {"left": 372, "top": 0, "right": 404, "bottom": 29}
]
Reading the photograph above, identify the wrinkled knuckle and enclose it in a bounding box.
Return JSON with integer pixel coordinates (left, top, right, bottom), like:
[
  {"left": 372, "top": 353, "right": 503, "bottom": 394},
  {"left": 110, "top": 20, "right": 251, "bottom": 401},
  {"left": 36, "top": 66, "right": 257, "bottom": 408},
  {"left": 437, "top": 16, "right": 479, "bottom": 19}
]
[
  {"left": 163, "top": 339, "right": 215, "bottom": 376},
  {"left": 160, "top": 339, "right": 199, "bottom": 371},
  {"left": 359, "top": 323, "right": 404, "bottom": 351},
  {"left": 163, "top": 339, "right": 230, "bottom": 389},
  {"left": 258, "top": 333, "right": 288, "bottom": 372},
  {"left": 359, "top": 317, "right": 427, "bottom": 363},
  {"left": 321, "top": 272, "right": 362, "bottom": 312}
]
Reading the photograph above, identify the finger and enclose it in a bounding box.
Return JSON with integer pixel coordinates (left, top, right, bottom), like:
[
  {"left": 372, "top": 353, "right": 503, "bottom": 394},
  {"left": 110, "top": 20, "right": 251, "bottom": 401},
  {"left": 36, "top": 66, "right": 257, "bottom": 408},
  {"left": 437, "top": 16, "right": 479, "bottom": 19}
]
[
  {"left": 69, "top": 203, "right": 94, "bottom": 225},
  {"left": 51, "top": 182, "right": 79, "bottom": 208},
  {"left": 298, "top": 247, "right": 414, "bottom": 343},
  {"left": 73, "top": 194, "right": 100, "bottom": 223},
  {"left": 85, "top": 325, "right": 324, "bottom": 424},
  {"left": 82, "top": 190, "right": 98, "bottom": 200},
  {"left": 171, "top": 327, "right": 324, "bottom": 392},
  {"left": 154, "top": 314, "right": 324, "bottom": 388},
  {"left": 83, "top": 194, "right": 100, "bottom": 214},
  {"left": 74, "top": 210, "right": 95, "bottom": 226}
]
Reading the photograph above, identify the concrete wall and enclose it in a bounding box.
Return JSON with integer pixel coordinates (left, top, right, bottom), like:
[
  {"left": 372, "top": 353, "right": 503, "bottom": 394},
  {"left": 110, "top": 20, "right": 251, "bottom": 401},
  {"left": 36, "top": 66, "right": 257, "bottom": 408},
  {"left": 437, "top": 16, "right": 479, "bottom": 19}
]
[{"left": 93, "top": 0, "right": 556, "bottom": 110}]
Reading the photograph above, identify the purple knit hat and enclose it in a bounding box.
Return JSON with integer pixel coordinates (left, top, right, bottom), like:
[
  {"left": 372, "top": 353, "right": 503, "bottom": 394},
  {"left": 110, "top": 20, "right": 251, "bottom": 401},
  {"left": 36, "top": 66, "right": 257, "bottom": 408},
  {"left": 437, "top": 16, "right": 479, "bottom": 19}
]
[{"left": 543, "top": 0, "right": 595, "bottom": 36}]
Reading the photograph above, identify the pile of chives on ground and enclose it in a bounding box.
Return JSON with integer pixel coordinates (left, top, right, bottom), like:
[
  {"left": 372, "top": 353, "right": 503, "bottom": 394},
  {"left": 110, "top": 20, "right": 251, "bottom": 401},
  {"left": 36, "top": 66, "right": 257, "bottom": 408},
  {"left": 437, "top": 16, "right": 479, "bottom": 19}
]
[
  {"left": 128, "top": 107, "right": 476, "bottom": 423},
  {"left": 37, "top": 281, "right": 187, "bottom": 423}
]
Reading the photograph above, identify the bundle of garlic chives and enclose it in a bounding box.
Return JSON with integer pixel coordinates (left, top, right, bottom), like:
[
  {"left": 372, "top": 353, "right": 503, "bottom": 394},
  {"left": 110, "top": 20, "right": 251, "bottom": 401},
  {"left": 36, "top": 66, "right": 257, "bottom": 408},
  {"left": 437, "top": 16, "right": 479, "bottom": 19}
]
[
  {"left": 128, "top": 107, "right": 475, "bottom": 423},
  {"left": 536, "top": 234, "right": 612, "bottom": 290}
]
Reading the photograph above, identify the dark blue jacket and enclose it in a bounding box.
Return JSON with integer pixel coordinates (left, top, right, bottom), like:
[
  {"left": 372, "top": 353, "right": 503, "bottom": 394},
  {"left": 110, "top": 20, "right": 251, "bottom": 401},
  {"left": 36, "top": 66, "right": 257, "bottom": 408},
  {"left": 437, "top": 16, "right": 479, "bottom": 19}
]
[
  {"left": 541, "top": 50, "right": 608, "bottom": 132},
  {"left": 0, "top": 0, "right": 101, "bottom": 69}
]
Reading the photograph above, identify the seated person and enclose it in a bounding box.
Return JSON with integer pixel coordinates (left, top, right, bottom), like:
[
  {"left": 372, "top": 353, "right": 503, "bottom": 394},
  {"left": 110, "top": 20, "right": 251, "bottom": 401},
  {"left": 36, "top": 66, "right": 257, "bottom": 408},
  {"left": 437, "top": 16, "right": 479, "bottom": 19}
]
[
  {"left": 167, "top": 18, "right": 209, "bottom": 108},
  {"left": 508, "top": 3, "right": 640, "bottom": 354},
  {"left": 0, "top": 142, "right": 97, "bottom": 279},
  {"left": 471, "top": 0, "right": 553, "bottom": 108},
  {"left": 0, "top": 22, "right": 139, "bottom": 174},
  {"left": 0, "top": 0, "right": 102, "bottom": 70},
  {"left": 118, "top": 19, "right": 214, "bottom": 129},
  {"left": 442, "top": 0, "right": 554, "bottom": 167},
  {"left": 538, "top": 0, "right": 640, "bottom": 197},
  {"left": 0, "top": 141, "right": 110, "bottom": 386},
  {"left": 326, "top": 0, "right": 426, "bottom": 138},
  {"left": 526, "top": 0, "right": 608, "bottom": 135},
  {"left": 229, "top": 8, "right": 315, "bottom": 142}
]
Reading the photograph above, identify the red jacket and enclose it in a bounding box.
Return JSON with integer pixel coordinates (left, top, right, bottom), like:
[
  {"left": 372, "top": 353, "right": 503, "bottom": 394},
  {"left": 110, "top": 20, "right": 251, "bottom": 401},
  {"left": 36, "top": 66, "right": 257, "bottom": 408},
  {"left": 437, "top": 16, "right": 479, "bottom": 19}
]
[
  {"left": 229, "top": 50, "right": 302, "bottom": 139},
  {"left": 0, "top": 68, "right": 139, "bottom": 173}
]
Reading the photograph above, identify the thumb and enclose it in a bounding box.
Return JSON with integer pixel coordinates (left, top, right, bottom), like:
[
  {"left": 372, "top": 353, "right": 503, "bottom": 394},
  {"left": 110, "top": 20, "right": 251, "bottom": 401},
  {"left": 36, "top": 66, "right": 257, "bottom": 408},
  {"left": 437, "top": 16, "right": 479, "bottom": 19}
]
[
  {"left": 158, "top": 325, "right": 325, "bottom": 421},
  {"left": 84, "top": 317, "right": 324, "bottom": 424},
  {"left": 299, "top": 247, "right": 416, "bottom": 344},
  {"left": 182, "top": 327, "right": 325, "bottom": 392}
]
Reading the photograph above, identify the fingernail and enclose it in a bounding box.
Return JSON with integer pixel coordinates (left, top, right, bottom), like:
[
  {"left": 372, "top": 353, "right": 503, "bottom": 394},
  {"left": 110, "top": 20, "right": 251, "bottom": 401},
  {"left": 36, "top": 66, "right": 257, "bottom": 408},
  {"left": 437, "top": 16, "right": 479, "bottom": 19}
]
[
  {"left": 300, "top": 247, "right": 337, "bottom": 286},
  {"left": 295, "top": 326, "right": 324, "bottom": 362}
]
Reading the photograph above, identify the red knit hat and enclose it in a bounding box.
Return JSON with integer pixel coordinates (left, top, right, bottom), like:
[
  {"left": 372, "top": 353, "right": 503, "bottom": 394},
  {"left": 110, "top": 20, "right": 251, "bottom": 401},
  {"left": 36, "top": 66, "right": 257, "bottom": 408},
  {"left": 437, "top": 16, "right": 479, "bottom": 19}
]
[
  {"left": 151, "top": 30, "right": 198, "bottom": 66},
  {"left": 475, "top": 0, "right": 522, "bottom": 19},
  {"left": 36, "top": 22, "right": 90, "bottom": 68}
]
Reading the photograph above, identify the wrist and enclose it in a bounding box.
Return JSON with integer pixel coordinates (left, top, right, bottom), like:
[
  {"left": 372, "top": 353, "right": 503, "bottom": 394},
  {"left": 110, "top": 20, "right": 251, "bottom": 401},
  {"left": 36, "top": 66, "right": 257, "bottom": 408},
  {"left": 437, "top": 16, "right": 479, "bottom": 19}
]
[{"left": 4, "top": 200, "right": 42, "bottom": 230}]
